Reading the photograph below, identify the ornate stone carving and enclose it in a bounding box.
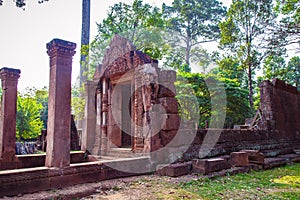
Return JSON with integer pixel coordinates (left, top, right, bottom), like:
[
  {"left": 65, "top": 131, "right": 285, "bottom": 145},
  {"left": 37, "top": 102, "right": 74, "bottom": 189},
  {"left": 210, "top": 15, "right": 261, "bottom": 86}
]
[
  {"left": 47, "top": 38, "right": 76, "bottom": 58},
  {"left": 103, "top": 50, "right": 156, "bottom": 78},
  {"left": 101, "top": 34, "right": 136, "bottom": 70},
  {"left": 0, "top": 68, "right": 21, "bottom": 81}
]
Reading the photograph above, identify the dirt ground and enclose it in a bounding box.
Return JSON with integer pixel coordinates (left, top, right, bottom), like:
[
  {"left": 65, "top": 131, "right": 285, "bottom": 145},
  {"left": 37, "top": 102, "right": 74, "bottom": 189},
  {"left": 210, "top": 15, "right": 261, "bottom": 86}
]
[{"left": 1, "top": 174, "right": 200, "bottom": 200}]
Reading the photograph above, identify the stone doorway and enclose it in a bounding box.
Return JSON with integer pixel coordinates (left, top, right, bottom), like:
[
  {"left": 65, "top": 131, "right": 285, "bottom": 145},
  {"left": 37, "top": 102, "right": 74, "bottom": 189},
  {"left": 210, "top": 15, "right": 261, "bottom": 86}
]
[
  {"left": 88, "top": 34, "right": 179, "bottom": 157},
  {"left": 120, "top": 83, "right": 132, "bottom": 148}
]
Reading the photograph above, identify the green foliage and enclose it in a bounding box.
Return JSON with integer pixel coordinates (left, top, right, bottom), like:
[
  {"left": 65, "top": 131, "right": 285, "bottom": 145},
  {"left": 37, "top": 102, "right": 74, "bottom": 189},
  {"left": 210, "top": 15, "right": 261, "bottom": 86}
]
[
  {"left": 71, "top": 86, "right": 85, "bottom": 121},
  {"left": 271, "top": 0, "right": 300, "bottom": 48},
  {"left": 176, "top": 72, "right": 252, "bottom": 128},
  {"left": 92, "top": 0, "right": 168, "bottom": 66},
  {"left": 215, "top": 56, "right": 246, "bottom": 86},
  {"left": 219, "top": 0, "right": 282, "bottom": 108},
  {"left": 287, "top": 56, "right": 300, "bottom": 90},
  {"left": 16, "top": 91, "right": 43, "bottom": 141},
  {"left": 35, "top": 87, "right": 48, "bottom": 128},
  {"left": 163, "top": 0, "right": 226, "bottom": 67},
  {"left": 261, "top": 55, "right": 300, "bottom": 90},
  {"left": 262, "top": 55, "right": 287, "bottom": 81}
]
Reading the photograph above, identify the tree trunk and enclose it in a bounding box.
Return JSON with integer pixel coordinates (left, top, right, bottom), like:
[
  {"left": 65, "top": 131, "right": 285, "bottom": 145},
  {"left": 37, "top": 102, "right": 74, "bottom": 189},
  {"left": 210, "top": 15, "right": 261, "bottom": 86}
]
[
  {"left": 248, "top": 65, "right": 254, "bottom": 109},
  {"left": 80, "top": 0, "right": 91, "bottom": 88},
  {"left": 185, "top": 36, "right": 191, "bottom": 67}
]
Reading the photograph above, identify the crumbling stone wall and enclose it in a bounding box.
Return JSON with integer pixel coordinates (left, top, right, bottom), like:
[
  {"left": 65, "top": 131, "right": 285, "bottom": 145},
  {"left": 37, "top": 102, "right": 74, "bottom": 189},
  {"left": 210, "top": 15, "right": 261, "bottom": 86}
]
[
  {"left": 161, "top": 79, "right": 300, "bottom": 162},
  {"left": 260, "top": 79, "right": 300, "bottom": 138}
]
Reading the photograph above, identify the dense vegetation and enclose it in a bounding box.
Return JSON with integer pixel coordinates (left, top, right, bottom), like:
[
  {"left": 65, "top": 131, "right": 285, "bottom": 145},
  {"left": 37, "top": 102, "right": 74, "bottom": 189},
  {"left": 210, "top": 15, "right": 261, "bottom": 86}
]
[
  {"left": 1, "top": 0, "right": 299, "bottom": 138},
  {"left": 89, "top": 0, "right": 299, "bottom": 128}
]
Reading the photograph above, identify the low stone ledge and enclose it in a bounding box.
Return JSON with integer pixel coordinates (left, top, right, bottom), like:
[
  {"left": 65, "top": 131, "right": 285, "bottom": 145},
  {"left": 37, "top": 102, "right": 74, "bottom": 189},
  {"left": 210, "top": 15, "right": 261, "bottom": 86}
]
[
  {"left": 278, "top": 153, "right": 300, "bottom": 162},
  {"left": 156, "top": 162, "right": 192, "bottom": 177},
  {"left": 0, "top": 157, "right": 151, "bottom": 197},
  {"left": 192, "top": 158, "right": 230, "bottom": 175},
  {"left": 263, "top": 157, "right": 288, "bottom": 170}
]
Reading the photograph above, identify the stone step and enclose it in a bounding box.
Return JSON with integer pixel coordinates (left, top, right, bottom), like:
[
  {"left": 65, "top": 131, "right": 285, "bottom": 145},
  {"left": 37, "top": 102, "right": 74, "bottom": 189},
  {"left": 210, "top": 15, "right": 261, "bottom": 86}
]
[{"left": 106, "top": 148, "right": 140, "bottom": 158}]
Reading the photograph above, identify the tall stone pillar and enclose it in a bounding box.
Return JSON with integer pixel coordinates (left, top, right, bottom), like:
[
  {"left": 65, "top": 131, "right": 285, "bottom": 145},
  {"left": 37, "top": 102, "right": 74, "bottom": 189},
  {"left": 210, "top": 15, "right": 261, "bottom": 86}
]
[
  {"left": 82, "top": 80, "right": 98, "bottom": 154},
  {"left": 93, "top": 85, "right": 102, "bottom": 155},
  {"left": 100, "top": 78, "right": 108, "bottom": 155},
  {"left": 0, "top": 68, "right": 20, "bottom": 164},
  {"left": 45, "top": 39, "right": 76, "bottom": 168}
]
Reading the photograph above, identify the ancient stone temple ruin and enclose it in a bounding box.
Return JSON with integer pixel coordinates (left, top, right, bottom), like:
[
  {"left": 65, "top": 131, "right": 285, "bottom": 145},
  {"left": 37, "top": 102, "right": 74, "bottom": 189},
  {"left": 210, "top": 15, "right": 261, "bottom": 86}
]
[
  {"left": 82, "top": 35, "right": 179, "bottom": 157},
  {"left": 0, "top": 35, "right": 299, "bottom": 197}
]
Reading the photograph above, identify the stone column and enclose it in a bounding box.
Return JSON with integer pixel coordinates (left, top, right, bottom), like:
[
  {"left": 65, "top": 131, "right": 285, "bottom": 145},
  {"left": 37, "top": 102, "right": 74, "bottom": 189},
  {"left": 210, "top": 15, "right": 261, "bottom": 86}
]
[
  {"left": 93, "top": 85, "right": 102, "bottom": 155},
  {"left": 259, "top": 80, "right": 275, "bottom": 130},
  {"left": 82, "top": 81, "right": 97, "bottom": 154},
  {"left": 0, "top": 68, "right": 20, "bottom": 163},
  {"left": 45, "top": 39, "right": 76, "bottom": 168},
  {"left": 100, "top": 78, "right": 108, "bottom": 155},
  {"left": 133, "top": 70, "right": 144, "bottom": 152}
]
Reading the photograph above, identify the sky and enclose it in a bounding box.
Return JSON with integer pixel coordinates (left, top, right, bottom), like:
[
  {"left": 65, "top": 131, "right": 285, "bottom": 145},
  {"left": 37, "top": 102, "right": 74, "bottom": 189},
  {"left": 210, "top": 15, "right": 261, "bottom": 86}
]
[{"left": 0, "top": 0, "right": 232, "bottom": 91}]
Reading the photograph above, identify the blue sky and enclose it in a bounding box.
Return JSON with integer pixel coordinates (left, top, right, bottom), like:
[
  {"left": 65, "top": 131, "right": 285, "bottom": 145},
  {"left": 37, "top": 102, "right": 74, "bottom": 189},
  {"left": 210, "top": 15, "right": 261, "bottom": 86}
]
[{"left": 0, "top": 0, "right": 231, "bottom": 90}]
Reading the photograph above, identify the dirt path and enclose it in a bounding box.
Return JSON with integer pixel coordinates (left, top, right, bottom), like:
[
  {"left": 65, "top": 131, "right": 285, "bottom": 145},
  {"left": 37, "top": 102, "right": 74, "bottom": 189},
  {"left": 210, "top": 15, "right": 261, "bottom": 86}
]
[{"left": 1, "top": 174, "right": 200, "bottom": 200}]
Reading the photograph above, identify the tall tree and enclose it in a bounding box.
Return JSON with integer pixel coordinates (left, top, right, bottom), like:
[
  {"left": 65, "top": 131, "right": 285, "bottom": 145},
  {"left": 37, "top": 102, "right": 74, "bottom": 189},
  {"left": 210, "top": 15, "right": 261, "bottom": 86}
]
[
  {"left": 79, "top": 0, "right": 90, "bottom": 88},
  {"left": 163, "top": 0, "right": 226, "bottom": 67},
  {"left": 219, "top": 0, "right": 280, "bottom": 108}
]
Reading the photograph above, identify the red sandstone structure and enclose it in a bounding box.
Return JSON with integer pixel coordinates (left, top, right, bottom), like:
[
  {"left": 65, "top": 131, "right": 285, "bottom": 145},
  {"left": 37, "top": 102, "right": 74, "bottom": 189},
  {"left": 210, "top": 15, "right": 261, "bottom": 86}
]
[
  {"left": 45, "top": 39, "right": 76, "bottom": 168},
  {"left": 82, "top": 35, "right": 179, "bottom": 158},
  {"left": 0, "top": 36, "right": 299, "bottom": 197},
  {"left": 0, "top": 68, "right": 20, "bottom": 170}
]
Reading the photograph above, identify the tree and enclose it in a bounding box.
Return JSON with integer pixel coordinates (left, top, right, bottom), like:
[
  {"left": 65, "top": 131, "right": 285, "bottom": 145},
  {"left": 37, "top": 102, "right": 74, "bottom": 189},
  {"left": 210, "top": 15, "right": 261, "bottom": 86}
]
[
  {"left": 268, "top": 0, "right": 300, "bottom": 49},
  {"left": 215, "top": 56, "right": 246, "bottom": 85},
  {"left": 260, "top": 55, "right": 300, "bottom": 90},
  {"left": 79, "top": 0, "right": 90, "bottom": 88},
  {"left": 176, "top": 72, "right": 252, "bottom": 128},
  {"left": 262, "top": 55, "right": 287, "bottom": 81},
  {"left": 0, "top": 0, "right": 48, "bottom": 8},
  {"left": 16, "top": 91, "right": 43, "bottom": 141},
  {"left": 163, "top": 0, "right": 226, "bottom": 67},
  {"left": 92, "top": 0, "right": 167, "bottom": 67},
  {"left": 286, "top": 56, "right": 300, "bottom": 90},
  {"left": 35, "top": 87, "right": 48, "bottom": 128},
  {"left": 219, "top": 0, "right": 281, "bottom": 108}
]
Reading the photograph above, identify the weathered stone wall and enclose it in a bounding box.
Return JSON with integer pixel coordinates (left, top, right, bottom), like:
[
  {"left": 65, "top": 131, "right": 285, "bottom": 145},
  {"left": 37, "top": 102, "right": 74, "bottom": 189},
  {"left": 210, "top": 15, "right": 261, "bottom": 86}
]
[
  {"left": 159, "top": 79, "right": 300, "bottom": 163},
  {"left": 260, "top": 79, "right": 300, "bottom": 137},
  {"left": 181, "top": 129, "right": 300, "bottom": 161}
]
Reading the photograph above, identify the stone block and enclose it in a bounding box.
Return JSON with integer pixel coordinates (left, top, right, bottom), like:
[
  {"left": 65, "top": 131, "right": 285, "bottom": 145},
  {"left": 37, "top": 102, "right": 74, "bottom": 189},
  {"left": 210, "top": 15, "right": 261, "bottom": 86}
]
[
  {"left": 241, "top": 150, "right": 264, "bottom": 165},
  {"left": 229, "top": 152, "right": 249, "bottom": 167},
  {"left": 161, "top": 114, "right": 180, "bottom": 131},
  {"left": 158, "top": 84, "right": 176, "bottom": 98},
  {"left": 158, "top": 97, "right": 179, "bottom": 114},
  {"left": 108, "top": 125, "right": 122, "bottom": 147},
  {"left": 192, "top": 158, "right": 230, "bottom": 175},
  {"left": 156, "top": 162, "right": 191, "bottom": 177},
  {"left": 159, "top": 70, "right": 176, "bottom": 82},
  {"left": 160, "top": 130, "right": 178, "bottom": 146}
]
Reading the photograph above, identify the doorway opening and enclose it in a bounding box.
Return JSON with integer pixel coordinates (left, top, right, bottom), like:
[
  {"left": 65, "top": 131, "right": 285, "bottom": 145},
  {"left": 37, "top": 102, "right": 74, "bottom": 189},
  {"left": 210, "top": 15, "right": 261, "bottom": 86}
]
[{"left": 121, "top": 84, "right": 132, "bottom": 147}]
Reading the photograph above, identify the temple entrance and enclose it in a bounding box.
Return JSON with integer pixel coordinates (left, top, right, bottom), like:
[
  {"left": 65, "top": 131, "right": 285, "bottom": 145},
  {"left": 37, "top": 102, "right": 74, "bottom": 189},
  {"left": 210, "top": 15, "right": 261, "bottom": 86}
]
[{"left": 121, "top": 83, "right": 132, "bottom": 147}]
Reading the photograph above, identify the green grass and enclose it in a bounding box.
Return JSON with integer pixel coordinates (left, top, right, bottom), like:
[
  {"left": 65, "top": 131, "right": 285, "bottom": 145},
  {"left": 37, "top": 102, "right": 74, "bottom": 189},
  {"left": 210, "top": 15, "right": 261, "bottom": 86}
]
[{"left": 179, "top": 163, "right": 300, "bottom": 200}]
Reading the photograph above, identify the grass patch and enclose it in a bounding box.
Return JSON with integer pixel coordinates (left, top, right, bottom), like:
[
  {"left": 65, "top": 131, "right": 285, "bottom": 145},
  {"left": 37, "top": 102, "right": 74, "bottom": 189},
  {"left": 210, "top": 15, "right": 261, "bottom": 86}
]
[{"left": 179, "top": 163, "right": 300, "bottom": 200}]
